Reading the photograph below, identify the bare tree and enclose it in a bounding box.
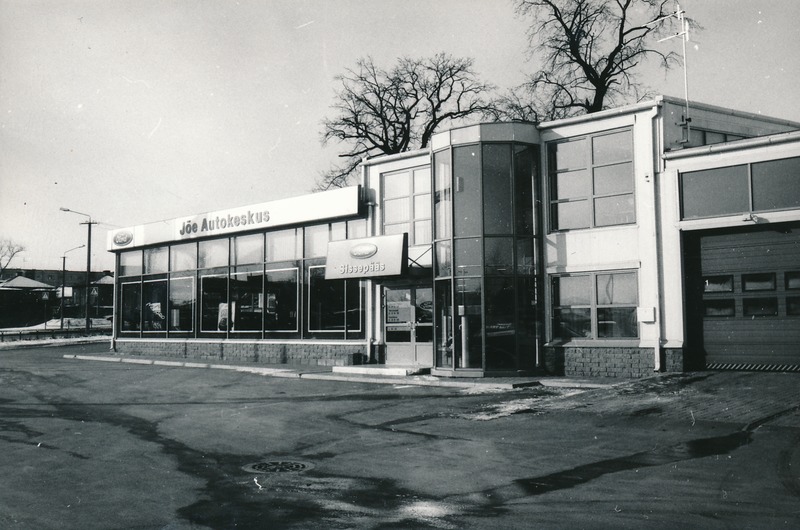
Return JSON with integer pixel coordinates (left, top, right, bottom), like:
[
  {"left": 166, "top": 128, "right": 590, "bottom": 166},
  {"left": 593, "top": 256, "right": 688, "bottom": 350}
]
[
  {"left": 0, "top": 239, "right": 25, "bottom": 275},
  {"left": 318, "top": 53, "right": 496, "bottom": 189},
  {"left": 505, "top": 0, "right": 688, "bottom": 121}
]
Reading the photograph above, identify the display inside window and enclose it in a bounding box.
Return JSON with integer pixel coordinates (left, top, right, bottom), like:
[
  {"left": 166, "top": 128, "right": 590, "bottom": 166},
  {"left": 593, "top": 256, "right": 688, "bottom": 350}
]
[
  {"left": 786, "top": 272, "right": 800, "bottom": 290},
  {"left": 230, "top": 270, "right": 263, "bottom": 332},
  {"left": 743, "top": 297, "right": 778, "bottom": 317},
  {"left": 201, "top": 275, "right": 228, "bottom": 332},
  {"left": 704, "top": 275, "right": 734, "bottom": 293},
  {"left": 742, "top": 272, "right": 776, "bottom": 291},
  {"left": 704, "top": 299, "right": 735, "bottom": 317},
  {"left": 455, "top": 278, "right": 482, "bottom": 368},
  {"left": 169, "top": 277, "right": 194, "bottom": 332},
  {"left": 265, "top": 268, "right": 298, "bottom": 331},
  {"left": 142, "top": 280, "right": 168, "bottom": 332}
]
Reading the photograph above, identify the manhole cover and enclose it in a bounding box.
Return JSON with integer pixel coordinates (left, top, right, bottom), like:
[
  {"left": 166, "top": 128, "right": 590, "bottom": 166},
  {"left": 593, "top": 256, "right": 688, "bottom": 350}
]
[{"left": 242, "top": 461, "right": 313, "bottom": 473}]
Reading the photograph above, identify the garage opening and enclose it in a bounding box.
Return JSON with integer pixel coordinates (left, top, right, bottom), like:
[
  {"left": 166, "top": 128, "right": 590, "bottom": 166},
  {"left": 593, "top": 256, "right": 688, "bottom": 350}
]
[{"left": 684, "top": 222, "right": 800, "bottom": 370}]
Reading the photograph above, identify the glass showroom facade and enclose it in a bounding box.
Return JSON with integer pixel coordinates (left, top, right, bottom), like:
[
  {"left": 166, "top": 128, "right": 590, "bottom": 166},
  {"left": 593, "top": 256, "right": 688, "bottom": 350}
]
[{"left": 116, "top": 219, "right": 368, "bottom": 341}]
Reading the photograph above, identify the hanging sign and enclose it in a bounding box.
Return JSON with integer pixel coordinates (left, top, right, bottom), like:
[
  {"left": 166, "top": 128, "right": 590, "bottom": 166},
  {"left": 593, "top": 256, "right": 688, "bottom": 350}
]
[{"left": 325, "top": 234, "right": 408, "bottom": 279}]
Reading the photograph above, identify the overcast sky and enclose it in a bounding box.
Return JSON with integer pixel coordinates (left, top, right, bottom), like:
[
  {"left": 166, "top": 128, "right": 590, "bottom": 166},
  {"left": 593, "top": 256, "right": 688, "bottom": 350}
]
[{"left": 2, "top": 0, "right": 799, "bottom": 273}]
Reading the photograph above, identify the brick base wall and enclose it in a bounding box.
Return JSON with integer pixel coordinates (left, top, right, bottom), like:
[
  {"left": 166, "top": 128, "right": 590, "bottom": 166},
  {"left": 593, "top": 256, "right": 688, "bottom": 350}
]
[
  {"left": 113, "top": 340, "right": 368, "bottom": 367},
  {"left": 543, "top": 346, "right": 660, "bottom": 378}
]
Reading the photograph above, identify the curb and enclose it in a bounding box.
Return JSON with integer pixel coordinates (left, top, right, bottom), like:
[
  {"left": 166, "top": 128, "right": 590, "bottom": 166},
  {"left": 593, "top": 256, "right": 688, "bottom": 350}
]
[
  {"left": 62, "top": 354, "right": 621, "bottom": 390},
  {"left": 1, "top": 337, "right": 112, "bottom": 351}
]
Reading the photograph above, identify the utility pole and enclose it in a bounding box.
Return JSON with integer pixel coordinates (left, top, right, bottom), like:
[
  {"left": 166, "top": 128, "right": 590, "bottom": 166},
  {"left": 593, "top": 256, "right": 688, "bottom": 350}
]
[
  {"left": 60, "top": 207, "right": 97, "bottom": 334},
  {"left": 60, "top": 244, "right": 85, "bottom": 329}
]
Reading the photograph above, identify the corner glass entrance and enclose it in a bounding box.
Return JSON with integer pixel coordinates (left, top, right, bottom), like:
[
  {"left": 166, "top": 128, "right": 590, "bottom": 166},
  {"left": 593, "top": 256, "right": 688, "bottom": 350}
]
[
  {"left": 384, "top": 286, "right": 433, "bottom": 366},
  {"left": 431, "top": 123, "right": 542, "bottom": 373}
]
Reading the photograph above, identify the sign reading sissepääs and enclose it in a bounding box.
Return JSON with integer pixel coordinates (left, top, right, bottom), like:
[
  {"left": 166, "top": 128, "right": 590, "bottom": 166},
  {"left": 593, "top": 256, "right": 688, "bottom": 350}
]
[
  {"left": 325, "top": 233, "right": 407, "bottom": 279},
  {"left": 107, "top": 186, "right": 361, "bottom": 250}
]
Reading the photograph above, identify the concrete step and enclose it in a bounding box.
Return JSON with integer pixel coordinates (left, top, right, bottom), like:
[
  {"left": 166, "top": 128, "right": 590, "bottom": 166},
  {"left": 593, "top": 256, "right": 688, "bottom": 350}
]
[{"left": 332, "top": 365, "right": 431, "bottom": 377}]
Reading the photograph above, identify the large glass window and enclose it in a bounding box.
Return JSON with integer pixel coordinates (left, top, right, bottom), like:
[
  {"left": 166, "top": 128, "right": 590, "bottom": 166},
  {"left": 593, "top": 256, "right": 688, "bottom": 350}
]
[
  {"left": 382, "top": 166, "right": 432, "bottom": 245},
  {"left": 751, "top": 156, "right": 800, "bottom": 212},
  {"left": 201, "top": 274, "right": 228, "bottom": 332},
  {"left": 455, "top": 278, "right": 482, "bottom": 368},
  {"left": 485, "top": 276, "right": 516, "bottom": 370},
  {"left": 514, "top": 145, "right": 536, "bottom": 235},
  {"left": 230, "top": 269, "right": 263, "bottom": 332},
  {"left": 120, "top": 251, "right": 143, "bottom": 276},
  {"left": 548, "top": 129, "right": 634, "bottom": 230},
  {"left": 681, "top": 165, "right": 749, "bottom": 219},
  {"left": 266, "top": 228, "right": 301, "bottom": 262},
  {"left": 483, "top": 144, "right": 513, "bottom": 234},
  {"left": 120, "top": 282, "right": 141, "bottom": 331},
  {"left": 304, "top": 225, "right": 329, "bottom": 258},
  {"left": 434, "top": 150, "right": 452, "bottom": 240},
  {"left": 170, "top": 243, "right": 196, "bottom": 272},
  {"left": 198, "top": 239, "right": 229, "bottom": 269},
  {"left": 233, "top": 233, "right": 263, "bottom": 265},
  {"left": 308, "top": 265, "right": 357, "bottom": 333},
  {"left": 552, "top": 271, "right": 638, "bottom": 341},
  {"left": 142, "top": 280, "right": 168, "bottom": 332},
  {"left": 144, "top": 247, "right": 168, "bottom": 274},
  {"left": 265, "top": 268, "right": 298, "bottom": 332},
  {"left": 168, "top": 276, "right": 194, "bottom": 332},
  {"left": 453, "top": 146, "right": 482, "bottom": 237}
]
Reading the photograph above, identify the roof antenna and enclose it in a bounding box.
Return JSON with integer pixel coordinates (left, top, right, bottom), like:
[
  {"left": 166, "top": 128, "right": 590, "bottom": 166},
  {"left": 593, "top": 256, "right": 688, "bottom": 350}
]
[{"left": 649, "top": 2, "right": 692, "bottom": 143}]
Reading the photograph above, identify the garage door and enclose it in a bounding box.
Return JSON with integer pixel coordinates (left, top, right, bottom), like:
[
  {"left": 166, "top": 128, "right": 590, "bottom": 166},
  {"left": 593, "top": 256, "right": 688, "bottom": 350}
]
[{"left": 685, "top": 223, "right": 800, "bottom": 369}]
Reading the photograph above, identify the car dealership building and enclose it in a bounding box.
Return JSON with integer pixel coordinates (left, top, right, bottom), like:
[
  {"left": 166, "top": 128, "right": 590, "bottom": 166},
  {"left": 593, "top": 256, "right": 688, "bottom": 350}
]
[{"left": 107, "top": 95, "right": 800, "bottom": 377}]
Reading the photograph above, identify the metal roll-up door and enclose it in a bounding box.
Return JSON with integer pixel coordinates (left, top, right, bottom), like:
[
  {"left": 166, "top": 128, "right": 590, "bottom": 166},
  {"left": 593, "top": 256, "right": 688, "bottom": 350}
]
[{"left": 685, "top": 222, "right": 800, "bottom": 370}]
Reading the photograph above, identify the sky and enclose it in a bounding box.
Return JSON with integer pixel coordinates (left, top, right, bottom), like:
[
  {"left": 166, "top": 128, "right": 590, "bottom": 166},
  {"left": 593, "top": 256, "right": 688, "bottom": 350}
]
[{"left": 1, "top": 0, "right": 799, "bottom": 273}]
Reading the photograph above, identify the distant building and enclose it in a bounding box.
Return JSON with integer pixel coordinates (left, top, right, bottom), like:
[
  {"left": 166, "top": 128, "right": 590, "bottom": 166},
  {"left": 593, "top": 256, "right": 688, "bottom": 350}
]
[
  {"left": 105, "top": 95, "right": 800, "bottom": 376},
  {"left": 0, "top": 269, "right": 114, "bottom": 327}
]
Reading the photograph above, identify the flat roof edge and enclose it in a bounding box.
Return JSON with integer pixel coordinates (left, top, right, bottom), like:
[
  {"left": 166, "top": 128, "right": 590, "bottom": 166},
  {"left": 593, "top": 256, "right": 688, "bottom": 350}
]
[{"left": 663, "top": 129, "right": 800, "bottom": 161}]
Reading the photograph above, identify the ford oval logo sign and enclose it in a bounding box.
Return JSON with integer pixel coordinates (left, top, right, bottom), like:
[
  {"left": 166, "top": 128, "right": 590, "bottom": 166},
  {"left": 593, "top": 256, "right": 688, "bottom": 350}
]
[
  {"left": 113, "top": 230, "right": 134, "bottom": 247},
  {"left": 349, "top": 242, "right": 378, "bottom": 259}
]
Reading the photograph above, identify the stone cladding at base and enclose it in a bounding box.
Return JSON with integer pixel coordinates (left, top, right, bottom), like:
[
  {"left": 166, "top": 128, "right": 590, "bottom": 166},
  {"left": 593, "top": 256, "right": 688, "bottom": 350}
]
[
  {"left": 114, "top": 340, "right": 367, "bottom": 366},
  {"left": 544, "top": 346, "right": 674, "bottom": 378}
]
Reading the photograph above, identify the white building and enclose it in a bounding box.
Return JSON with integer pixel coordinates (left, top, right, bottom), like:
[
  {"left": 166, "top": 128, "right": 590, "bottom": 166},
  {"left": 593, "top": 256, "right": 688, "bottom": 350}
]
[{"left": 107, "top": 96, "right": 800, "bottom": 377}]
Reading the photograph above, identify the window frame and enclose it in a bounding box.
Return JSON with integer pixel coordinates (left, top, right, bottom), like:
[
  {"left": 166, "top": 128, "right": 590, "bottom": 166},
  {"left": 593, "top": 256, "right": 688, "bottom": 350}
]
[
  {"left": 381, "top": 165, "right": 432, "bottom": 245},
  {"left": 547, "top": 127, "right": 635, "bottom": 232},
  {"left": 550, "top": 270, "right": 639, "bottom": 342}
]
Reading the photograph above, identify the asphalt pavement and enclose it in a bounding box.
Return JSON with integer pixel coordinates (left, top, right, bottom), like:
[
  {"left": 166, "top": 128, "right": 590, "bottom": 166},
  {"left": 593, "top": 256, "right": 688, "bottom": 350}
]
[{"left": 2, "top": 340, "right": 799, "bottom": 528}]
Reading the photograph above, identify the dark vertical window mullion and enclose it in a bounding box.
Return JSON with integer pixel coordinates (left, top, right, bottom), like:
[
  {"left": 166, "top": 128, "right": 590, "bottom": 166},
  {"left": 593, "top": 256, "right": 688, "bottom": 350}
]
[{"left": 747, "top": 162, "right": 754, "bottom": 212}]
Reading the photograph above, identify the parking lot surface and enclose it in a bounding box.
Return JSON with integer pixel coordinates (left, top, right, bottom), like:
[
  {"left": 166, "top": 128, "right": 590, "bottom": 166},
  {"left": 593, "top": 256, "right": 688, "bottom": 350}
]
[{"left": 1, "top": 342, "right": 799, "bottom": 528}]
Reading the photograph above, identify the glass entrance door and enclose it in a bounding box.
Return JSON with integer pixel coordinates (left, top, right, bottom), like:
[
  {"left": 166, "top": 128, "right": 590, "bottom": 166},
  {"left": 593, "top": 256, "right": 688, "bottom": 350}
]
[{"left": 384, "top": 286, "right": 433, "bottom": 366}]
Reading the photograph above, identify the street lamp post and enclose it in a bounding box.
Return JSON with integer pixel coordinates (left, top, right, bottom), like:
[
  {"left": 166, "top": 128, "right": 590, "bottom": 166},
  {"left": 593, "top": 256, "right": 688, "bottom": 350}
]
[
  {"left": 60, "top": 208, "right": 97, "bottom": 334},
  {"left": 60, "top": 244, "right": 85, "bottom": 330}
]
